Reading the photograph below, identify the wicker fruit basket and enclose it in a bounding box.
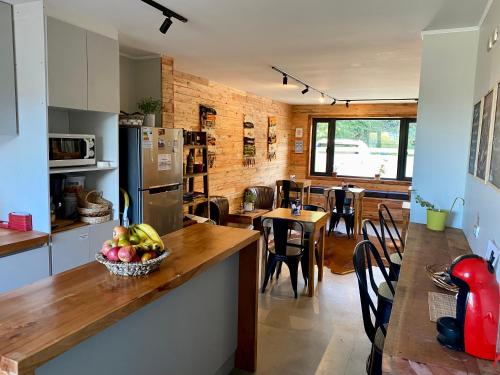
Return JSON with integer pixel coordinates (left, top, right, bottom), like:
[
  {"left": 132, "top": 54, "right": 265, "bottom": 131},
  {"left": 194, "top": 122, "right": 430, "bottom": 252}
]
[
  {"left": 96, "top": 251, "right": 169, "bottom": 277},
  {"left": 425, "top": 264, "right": 459, "bottom": 293},
  {"left": 77, "top": 190, "right": 113, "bottom": 224}
]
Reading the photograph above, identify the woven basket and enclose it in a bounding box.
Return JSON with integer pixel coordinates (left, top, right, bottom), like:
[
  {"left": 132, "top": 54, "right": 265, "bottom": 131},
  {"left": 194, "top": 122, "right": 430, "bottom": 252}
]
[
  {"left": 81, "top": 214, "right": 111, "bottom": 224},
  {"left": 96, "top": 251, "right": 169, "bottom": 276},
  {"left": 78, "top": 190, "right": 113, "bottom": 210},
  {"left": 77, "top": 206, "right": 110, "bottom": 217},
  {"left": 425, "top": 264, "right": 459, "bottom": 293}
]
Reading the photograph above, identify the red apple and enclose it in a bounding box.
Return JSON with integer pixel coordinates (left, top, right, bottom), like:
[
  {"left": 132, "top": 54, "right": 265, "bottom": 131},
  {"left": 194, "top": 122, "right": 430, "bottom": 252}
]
[
  {"left": 106, "top": 247, "right": 120, "bottom": 261},
  {"left": 113, "top": 226, "right": 129, "bottom": 241},
  {"left": 100, "top": 241, "right": 113, "bottom": 257},
  {"left": 118, "top": 245, "right": 136, "bottom": 263},
  {"left": 130, "top": 255, "right": 141, "bottom": 263}
]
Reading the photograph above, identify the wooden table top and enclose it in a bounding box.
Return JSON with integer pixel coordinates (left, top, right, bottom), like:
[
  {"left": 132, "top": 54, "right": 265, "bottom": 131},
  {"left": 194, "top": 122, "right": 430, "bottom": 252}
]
[
  {"left": 262, "top": 208, "right": 327, "bottom": 224},
  {"left": 0, "top": 228, "right": 49, "bottom": 257},
  {"left": 0, "top": 224, "right": 260, "bottom": 375},
  {"left": 229, "top": 209, "right": 270, "bottom": 219},
  {"left": 383, "top": 223, "right": 498, "bottom": 375}
]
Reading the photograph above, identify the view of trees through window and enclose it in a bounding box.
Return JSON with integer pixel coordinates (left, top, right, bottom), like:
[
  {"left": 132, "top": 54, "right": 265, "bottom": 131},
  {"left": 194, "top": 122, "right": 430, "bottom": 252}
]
[{"left": 311, "top": 118, "right": 416, "bottom": 180}]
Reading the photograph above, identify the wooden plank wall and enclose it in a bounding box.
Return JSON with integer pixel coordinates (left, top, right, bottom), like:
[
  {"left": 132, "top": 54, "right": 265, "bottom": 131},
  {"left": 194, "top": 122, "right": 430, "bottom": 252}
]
[{"left": 161, "top": 57, "right": 292, "bottom": 210}]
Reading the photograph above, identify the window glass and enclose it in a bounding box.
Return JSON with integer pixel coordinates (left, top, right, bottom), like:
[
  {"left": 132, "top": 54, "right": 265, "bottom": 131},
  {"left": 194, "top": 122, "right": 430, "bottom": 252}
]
[
  {"left": 333, "top": 119, "right": 400, "bottom": 178},
  {"left": 313, "top": 121, "right": 329, "bottom": 173},
  {"left": 405, "top": 121, "right": 417, "bottom": 178}
]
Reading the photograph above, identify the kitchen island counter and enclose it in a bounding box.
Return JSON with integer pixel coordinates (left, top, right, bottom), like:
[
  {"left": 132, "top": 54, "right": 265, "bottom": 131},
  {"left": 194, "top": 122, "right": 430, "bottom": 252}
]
[
  {"left": 0, "top": 228, "right": 49, "bottom": 257},
  {"left": 0, "top": 224, "right": 260, "bottom": 375}
]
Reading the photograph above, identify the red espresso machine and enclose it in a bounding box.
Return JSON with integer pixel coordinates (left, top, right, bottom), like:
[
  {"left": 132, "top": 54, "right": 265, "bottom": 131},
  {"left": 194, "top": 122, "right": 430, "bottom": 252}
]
[{"left": 436, "top": 254, "right": 500, "bottom": 360}]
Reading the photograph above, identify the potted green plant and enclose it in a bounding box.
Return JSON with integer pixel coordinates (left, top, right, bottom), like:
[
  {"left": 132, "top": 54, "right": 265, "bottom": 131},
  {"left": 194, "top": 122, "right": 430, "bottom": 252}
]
[
  {"left": 415, "top": 195, "right": 465, "bottom": 231},
  {"left": 332, "top": 165, "right": 338, "bottom": 178},
  {"left": 244, "top": 191, "right": 256, "bottom": 212},
  {"left": 374, "top": 164, "right": 385, "bottom": 180},
  {"left": 137, "top": 97, "right": 162, "bottom": 127}
]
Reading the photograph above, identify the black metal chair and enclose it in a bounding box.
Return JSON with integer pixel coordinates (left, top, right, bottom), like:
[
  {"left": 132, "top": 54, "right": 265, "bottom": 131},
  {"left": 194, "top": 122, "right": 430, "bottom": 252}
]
[
  {"left": 378, "top": 204, "right": 404, "bottom": 277},
  {"left": 328, "top": 189, "right": 355, "bottom": 238},
  {"left": 280, "top": 180, "right": 299, "bottom": 208},
  {"left": 362, "top": 219, "right": 399, "bottom": 282},
  {"left": 261, "top": 218, "right": 305, "bottom": 298},
  {"left": 353, "top": 240, "right": 393, "bottom": 375}
]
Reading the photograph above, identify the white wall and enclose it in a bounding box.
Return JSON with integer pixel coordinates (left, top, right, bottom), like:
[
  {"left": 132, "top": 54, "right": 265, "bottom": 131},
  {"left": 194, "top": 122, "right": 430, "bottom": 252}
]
[
  {"left": 0, "top": 1, "right": 50, "bottom": 232},
  {"left": 411, "top": 30, "right": 479, "bottom": 228},
  {"left": 463, "top": 0, "right": 500, "bottom": 276}
]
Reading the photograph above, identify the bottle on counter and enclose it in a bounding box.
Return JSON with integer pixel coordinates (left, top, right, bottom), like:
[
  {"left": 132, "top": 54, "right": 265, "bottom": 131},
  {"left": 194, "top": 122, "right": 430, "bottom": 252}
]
[{"left": 187, "top": 152, "right": 194, "bottom": 174}]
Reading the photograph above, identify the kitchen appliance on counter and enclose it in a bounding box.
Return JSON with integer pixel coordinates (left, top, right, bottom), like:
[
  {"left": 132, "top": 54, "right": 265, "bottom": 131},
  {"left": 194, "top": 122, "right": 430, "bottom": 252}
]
[
  {"left": 49, "top": 133, "right": 96, "bottom": 167},
  {"left": 436, "top": 254, "right": 499, "bottom": 360},
  {"left": 119, "top": 127, "right": 183, "bottom": 236}
]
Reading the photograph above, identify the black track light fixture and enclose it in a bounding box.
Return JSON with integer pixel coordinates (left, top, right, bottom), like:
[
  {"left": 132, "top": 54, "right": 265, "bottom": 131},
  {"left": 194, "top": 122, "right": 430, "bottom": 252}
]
[
  {"left": 301, "top": 86, "right": 309, "bottom": 95},
  {"left": 330, "top": 99, "right": 336, "bottom": 106},
  {"left": 345, "top": 100, "right": 350, "bottom": 108},
  {"left": 159, "top": 17, "right": 173, "bottom": 34},
  {"left": 282, "top": 74, "right": 288, "bottom": 85},
  {"left": 140, "top": 0, "right": 188, "bottom": 35}
]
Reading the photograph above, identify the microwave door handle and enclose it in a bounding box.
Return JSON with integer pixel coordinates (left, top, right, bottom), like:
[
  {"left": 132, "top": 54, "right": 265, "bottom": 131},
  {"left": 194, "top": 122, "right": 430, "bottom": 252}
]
[{"left": 83, "top": 139, "right": 92, "bottom": 159}]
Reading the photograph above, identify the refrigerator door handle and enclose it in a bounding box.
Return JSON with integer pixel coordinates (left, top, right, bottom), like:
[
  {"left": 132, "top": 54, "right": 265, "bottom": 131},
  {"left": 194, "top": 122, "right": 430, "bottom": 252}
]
[{"left": 146, "top": 183, "right": 182, "bottom": 194}]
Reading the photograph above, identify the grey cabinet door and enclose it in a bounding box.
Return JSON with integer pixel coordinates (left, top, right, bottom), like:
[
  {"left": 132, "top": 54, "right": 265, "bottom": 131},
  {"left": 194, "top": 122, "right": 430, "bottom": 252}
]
[
  {"left": 0, "top": 246, "right": 50, "bottom": 293},
  {"left": 51, "top": 226, "right": 90, "bottom": 275},
  {"left": 47, "top": 17, "right": 87, "bottom": 110},
  {"left": 0, "top": 2, "right": 17, "bottom": 135},
  {"left": 89, "top": 219, "right": 119, "bottom": 260},
  {"left": 87, "top": 31, "right": 119, "bottom": 113}
]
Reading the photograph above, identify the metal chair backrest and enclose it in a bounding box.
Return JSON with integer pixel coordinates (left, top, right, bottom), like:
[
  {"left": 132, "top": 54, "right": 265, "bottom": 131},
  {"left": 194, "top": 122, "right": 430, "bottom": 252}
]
[
  {"left": 378, "top": 204, "right": 403, "bottom": 257},
  {"left": 328, "top": 189, "right": 354, "bottom": 214},
  {"left": 280, "top": 180, "right": 299, "bottom": 208},
  {"left": 362, "top": 219, "right": 399, "bottom": 282},
  {"left": 303, "top": 204, "right": 326, "bottom": 212},
  {"left": 353, "top": 240, "right": 389, "bottom": 342},
  {"left": 262, "top": 218, "right": 304, "bottom": 256}
]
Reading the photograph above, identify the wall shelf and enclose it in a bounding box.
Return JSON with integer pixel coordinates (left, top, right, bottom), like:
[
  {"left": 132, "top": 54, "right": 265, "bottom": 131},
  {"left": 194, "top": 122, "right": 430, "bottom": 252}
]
[
  {"left": 184, "top": 145, "right": 207, "bottom": 150},
  {"left": 49, "top": 166, "right": 117, "bottom": 174}
]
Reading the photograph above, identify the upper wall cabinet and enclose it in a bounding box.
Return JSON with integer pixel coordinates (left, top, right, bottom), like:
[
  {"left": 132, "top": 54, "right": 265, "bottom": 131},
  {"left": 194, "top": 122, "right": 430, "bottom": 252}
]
[
  {"left": 87, "top": 31, "right": 119, "bottom": 113},
  {"left": 0, "top": 1, "right": 18, "bottom": 135},
  {"left": 47, "top": 17, "right": 87, "bottom": 110},
  {"left": 46, "top": 17, "right": 119, "bottom": 113}
]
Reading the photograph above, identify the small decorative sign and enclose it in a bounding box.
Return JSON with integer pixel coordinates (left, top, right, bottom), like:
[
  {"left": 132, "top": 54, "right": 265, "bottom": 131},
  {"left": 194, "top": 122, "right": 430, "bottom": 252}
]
[
  {"left": 294, "top": 140, "right": 304, "bottom": 154},
  {"left": 295, "top": 127, "right": 303, "bottom": 138}
]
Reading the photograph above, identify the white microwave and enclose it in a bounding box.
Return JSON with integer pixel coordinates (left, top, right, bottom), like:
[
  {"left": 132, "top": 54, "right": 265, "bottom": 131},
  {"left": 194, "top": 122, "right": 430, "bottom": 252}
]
[{"left": 49, "top": 133, "right": 96, "bottom": 167}]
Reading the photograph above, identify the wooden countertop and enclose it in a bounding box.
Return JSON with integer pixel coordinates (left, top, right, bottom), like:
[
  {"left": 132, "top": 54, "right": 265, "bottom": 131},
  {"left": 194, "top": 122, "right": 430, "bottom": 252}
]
[
  {"left": 0, "top": 228, "right": 49, "bottom": 257},
  {"left": 0, "top": 224, "right": 260, "bottom": 375},
  {"left": 383, "top": 223, "right": 498, "bottom": 375}
]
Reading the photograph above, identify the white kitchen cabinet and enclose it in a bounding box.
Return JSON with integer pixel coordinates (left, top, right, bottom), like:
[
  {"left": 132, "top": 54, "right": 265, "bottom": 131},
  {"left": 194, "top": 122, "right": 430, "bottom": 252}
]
[
  {"left": 0, "top": 246, "right": 50, "bottom": 293},
  {"left": 87, "top": 31, "right": 119, "bottom": 113},
  {"left": 46, "top": 17, "right": 87, "bottom": 110},
  {"left": 51, "top": 226, "right": 91, "bottom": 275},
  {"left": 89, "top": 220, "right": 119, "bottom": 260}
]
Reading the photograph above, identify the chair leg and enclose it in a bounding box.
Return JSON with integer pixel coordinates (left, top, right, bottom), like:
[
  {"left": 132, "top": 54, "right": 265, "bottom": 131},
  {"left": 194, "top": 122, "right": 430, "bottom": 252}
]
[
  {"left": 286, "top": 258, "right": 300, "bottom": 298},
  {"left": 261, "top": 255, "right": 278, "bottom": 293},
  {"left": 345, "top": 217, "right": 351, "bottom": 239},
  {"left": 276, "top": 261, "right": 282, "bottom": 280},
  {"left": 300, "top": 253, "right": 308, "bottom": 286}
]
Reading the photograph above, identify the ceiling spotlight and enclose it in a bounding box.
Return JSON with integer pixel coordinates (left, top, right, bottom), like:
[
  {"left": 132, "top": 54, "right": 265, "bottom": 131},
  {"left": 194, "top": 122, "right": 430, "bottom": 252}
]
[
  {"left": 282, "top": 75, "right": 288, "bottom": 85},
  {"left": 319, "top": 93, "right": 325, "bottom": 103},
  {"left": 345, "top": 100, "right": 350, "bottom": 108},
  {"left": 159, "top": 17, "right": 173, "bottom": 34},
  {"left": 330, "top": 99, "right": 337, "bottom": 106},
  {"left": 302, "top": 86, "right": 309, "bottom": 95}
]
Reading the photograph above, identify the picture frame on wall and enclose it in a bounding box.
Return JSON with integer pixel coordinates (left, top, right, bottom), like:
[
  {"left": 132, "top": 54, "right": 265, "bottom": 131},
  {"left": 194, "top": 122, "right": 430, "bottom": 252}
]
[
  {"left": 294, "top": 140, "right": 304, "bottom": 154},
  {"left": 295, "top": 128, "right": 303, "bottom": 138},
  {"left": 488, "top": 83, "right": 500, "bottom": 189},
  {"left": 468, "top": 101, "right": 482, "bottom": 175},
  {"left": 476, "top": 89, "right": 494, "bottom": 181}
]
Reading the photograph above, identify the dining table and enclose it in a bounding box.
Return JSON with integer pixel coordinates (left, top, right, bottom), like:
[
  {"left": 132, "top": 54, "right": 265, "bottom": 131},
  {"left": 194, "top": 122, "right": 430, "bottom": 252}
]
[
  {"left": 323, "top": 186, "right": 365, "bottom": 236},
  {"left": 262, "top": 208, "right": 328, "bottom": 297},
  {"left": 276, "top": 179, "right": 312, "bottom": 207}
]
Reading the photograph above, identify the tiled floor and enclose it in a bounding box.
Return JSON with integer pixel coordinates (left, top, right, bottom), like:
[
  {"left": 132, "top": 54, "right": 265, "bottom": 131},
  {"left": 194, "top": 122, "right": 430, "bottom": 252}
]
[{"left": 233, "top": 260, "right": 372, "bottom": 375}]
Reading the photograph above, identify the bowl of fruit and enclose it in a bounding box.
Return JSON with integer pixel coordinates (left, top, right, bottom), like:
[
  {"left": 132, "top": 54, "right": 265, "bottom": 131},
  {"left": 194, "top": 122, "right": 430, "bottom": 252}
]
[{"left": 96, "top": 223, "right": 169, "bottom": 277}]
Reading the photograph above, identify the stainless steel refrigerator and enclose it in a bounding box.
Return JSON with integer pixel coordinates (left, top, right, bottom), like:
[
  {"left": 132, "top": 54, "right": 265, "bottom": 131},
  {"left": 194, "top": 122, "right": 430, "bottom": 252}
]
[{"left": 119, "top": 127, "right": 183, "bottom": 236}]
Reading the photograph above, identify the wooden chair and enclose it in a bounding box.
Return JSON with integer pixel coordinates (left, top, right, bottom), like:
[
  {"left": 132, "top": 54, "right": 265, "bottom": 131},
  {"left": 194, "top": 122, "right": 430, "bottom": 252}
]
[
  {"left": 261, "top": 218, "right": 305, "bottom": 298},
  {"left": 244, "top": 186, "right": 274, "bottom": 210},
  {"left": 194, "top": 196, "right": 252, "bottom": 229},
  {"left": 353, "top": 240, "right": 392, "bottom": 375},
  {"left": 327, "top": 189, "right": 355, "bottom": 238}
]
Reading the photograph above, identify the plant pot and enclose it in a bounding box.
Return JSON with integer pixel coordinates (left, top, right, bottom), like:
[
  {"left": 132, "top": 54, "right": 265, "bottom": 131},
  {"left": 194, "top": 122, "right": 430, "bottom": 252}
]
[
  {"left": 374, "top": 174, "right": 381, "bottom": 180},
  {"left": 427, "top": 209, "right": 448, "bottom": 231},
  {"left": 243, "top": 202, "right": 254, "bottom": 212},
  {"left": 332, "top": 172, "right": 338, "bottom": 178},
  {"left": 144, "top": 113, "right": 155, "bottom": 127}
]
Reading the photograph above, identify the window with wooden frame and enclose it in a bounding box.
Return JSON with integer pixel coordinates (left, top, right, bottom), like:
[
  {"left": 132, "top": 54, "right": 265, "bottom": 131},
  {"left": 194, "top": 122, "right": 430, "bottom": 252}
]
[{"left": 310, "top": 118, "right": 416, "bottom": 180}]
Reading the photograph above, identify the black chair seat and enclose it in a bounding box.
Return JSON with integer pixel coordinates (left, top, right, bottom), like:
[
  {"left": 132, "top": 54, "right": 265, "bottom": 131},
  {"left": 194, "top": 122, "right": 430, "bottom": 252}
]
[
  {"left": 390, "top": 253, "right": 403, "bottom": 265},
  {"left": 378, "top": 281, "right": 397, "bottom": 303},
  {"left": 333, "top": 207, "right": 355, "bottom": 215},
  {"left": 374, "top": 326, "right": 386, "bottom": 352},
  {"left": 268, "top": 242, "right": 303, "bottom": 257}
]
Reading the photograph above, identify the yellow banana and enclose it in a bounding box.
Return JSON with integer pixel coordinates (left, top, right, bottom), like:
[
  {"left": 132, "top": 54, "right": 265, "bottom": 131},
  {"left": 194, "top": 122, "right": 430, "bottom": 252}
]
[
  {"left": 137, "top": 223, "right": 164, "bottom": 250},
  {"left": 132, "top": 226, "right": 150, "bottom": 242}
]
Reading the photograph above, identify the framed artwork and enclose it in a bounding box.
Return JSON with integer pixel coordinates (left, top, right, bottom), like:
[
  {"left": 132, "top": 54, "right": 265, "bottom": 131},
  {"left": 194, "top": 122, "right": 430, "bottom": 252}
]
[
  {"left": 468, "top": 101, "right": 481, "bottom": 175},
  {"left": 294, "top": 140, "right": 304, "bottom": 154},
  {"left": 489, "top": 83, "right": 500, "bottom": 189},
  {"left": 268, "top": 116, "right": 277, "bottom": 161},
  {"left": 243, "top": 115, "right": 256, "bottom": 167},
  {"left": 476, "top": 89, "right": 494, "bottom": 180},
  {"left": 295, "top": 128, "right": 303, "bottom": 138},
  {"left": 200, "top": 105, "right": 217, "bottom": 167}
]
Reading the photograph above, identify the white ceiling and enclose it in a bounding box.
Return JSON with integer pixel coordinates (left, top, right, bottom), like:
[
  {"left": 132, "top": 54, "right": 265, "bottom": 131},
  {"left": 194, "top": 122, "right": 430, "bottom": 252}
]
[{"left": 45, "top": 0, "right": 489, "bottom": 104}]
